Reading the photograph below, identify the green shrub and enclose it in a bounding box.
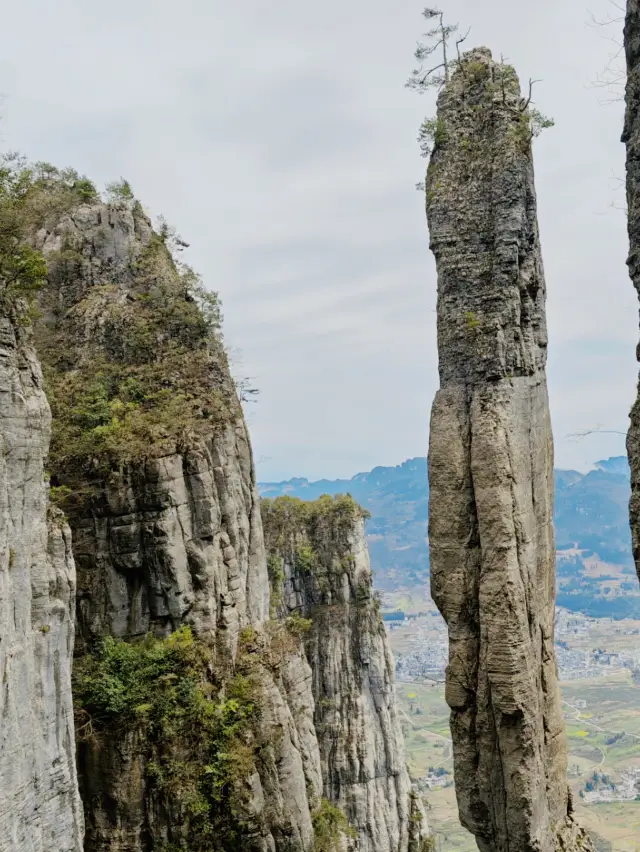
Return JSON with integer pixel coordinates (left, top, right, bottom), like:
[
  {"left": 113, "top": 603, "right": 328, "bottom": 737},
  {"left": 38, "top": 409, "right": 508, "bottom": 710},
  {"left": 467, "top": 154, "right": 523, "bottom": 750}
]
[
  {"left": 312, "top": 798, "right": 355, "bottom": 852},
  {"left": 40, "top": 230, "right": 232, "bottom": 506},
  {"left": 417, "top": 117, "right": 448, "bottom": 158},
  {"left": 73, "top": 627, "right": 260, "bottom": 852},
  {"left": 73, "top": 627, "right": 260, "bottom": 849},
  {"left": 295, "top": 543, "right": 316, "bottom": 574},
  {"left": 464, "top": 311, "right": 480, "bottom": 330},
  {"left": 105, "top": 178, "right": 135, "bottom": 201},
  {"left": 285, "top": 614, "right": 313, "bottom": 637}
]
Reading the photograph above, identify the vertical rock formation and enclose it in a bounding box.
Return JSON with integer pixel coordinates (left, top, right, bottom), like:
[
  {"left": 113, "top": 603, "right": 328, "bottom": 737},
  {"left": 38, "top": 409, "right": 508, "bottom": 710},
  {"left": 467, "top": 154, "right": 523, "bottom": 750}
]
[
  {"left": 425, "top": 49, "right": 592, "bottom": 852},
  {"left": 261, "top": 494, "right": 430, "bottom": 852},
  {"left": 624, "top": 1, "right": 640, "bottom": 583},
  {"left": 10, "top": 173, "right": 425, "bottom": 852},
  {"left": 28, "top": 193, "right": 323, "bottom": 850},
  {"left": 0, "top": 303, "right": 83, "bottom": 851}
]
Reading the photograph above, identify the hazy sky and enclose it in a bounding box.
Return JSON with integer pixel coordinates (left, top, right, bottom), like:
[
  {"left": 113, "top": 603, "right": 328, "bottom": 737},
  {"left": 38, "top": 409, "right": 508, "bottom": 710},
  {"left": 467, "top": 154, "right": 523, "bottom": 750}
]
[{"left": 0, "top": 0, "right": 635, "bottom": 481}]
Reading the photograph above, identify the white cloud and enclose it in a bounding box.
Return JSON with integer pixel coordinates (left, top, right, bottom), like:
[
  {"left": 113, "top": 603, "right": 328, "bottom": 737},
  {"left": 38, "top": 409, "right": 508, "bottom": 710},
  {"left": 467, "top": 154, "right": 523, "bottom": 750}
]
[{"left": 0, "top": 0, "right": 634, "bottom": 480}]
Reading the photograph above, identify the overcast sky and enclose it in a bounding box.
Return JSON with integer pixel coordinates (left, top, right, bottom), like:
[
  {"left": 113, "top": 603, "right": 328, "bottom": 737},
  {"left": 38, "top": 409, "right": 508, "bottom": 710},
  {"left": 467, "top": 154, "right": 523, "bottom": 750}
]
[{"left": 0, "top": 0, "right": 635, "bottom": 481}]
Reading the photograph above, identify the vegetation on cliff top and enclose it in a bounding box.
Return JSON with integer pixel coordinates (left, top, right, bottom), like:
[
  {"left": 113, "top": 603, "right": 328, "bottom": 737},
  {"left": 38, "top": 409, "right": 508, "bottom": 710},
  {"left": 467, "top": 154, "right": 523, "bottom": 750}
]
[
  {"left": 261, "top": 494, "right": 370, "bottom": 551},
  {"left": 43, "top": 228, "right": 229, "bottom": 498},
  {"left": 0, "top": 152, "right": 236, "bottom": 512},
  {"left": 0, "top": 153, "right": 97, "bottom": 310},
  {"left": 74, "top": 626, "right": 260, "bottom": 850},
  {"left": 406, "top": 7, "right": 553, "bottom": 186},
  {"left": 0, "top": 158, "right": 242, "bottom": 513},
  {"left": 261, "top": 493, "right": 370, "bottom": 604}
]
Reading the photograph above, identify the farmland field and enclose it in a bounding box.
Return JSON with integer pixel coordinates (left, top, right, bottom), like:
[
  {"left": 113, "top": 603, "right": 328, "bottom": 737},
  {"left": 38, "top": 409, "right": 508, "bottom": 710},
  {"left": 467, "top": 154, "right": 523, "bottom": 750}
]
[{"left": 388, "top": 608, "right": 640, "bottom": 851}]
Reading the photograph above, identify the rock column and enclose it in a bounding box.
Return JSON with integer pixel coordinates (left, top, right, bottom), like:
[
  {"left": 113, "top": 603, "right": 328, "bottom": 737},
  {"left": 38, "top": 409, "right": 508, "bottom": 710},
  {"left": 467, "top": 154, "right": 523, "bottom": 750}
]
[
  {"left": 624, "top": 1, "right": 640, "bottom": 582},
  {"left": 0, "top": 309, "right": 83, "bottom": 852},
  {"left": 426, "top": 48, "right": 592, "bottom": 852}
]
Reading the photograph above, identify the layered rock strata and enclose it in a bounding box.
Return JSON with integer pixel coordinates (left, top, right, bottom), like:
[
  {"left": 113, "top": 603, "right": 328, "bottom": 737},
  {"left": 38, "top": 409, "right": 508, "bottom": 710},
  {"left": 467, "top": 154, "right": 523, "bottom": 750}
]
[
  {"left": 425, "top": 49, "right": 593, "bottom": 852},
  {"left": 0, "top": 304, "right": 83, "bottom": 851},
  {"left": 261, "top": 494, "right": 430, "bottom": 852},
  {"left": 18, "top": 182, "right": 424, "bottom": 852},
  {"left": 624, "top": 1, "right": 640, "bottom": 583},
  {"left": 30, "top": 195, "right": 323, "bottom": 850}
]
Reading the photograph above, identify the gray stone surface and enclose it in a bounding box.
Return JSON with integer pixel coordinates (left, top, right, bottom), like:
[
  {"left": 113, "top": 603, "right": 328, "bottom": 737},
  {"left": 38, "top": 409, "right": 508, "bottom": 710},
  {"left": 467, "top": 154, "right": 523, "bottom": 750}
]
[
  {"left": 0, "top": 311, "right": 83, "bottom": 851},
  {"left": 262, "top": 498, "right": 430, "bottom": 852},
  {"left": 426, "top": 48, "right": 593, "bottom": 852},
  {"left": 624, "top": 1, "right": 640, "bottom": 586},
  {"left": 32, "top": 200, "right": 320, "bottom": 851}
]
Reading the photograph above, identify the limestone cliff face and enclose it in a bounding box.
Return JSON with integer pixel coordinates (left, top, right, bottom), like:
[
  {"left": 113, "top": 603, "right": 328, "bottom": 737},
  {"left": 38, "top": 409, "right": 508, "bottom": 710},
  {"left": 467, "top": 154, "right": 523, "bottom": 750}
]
[
  {"left": 34, "top": 202, "right": 269, "bottom": 655},
  {"left": 261, "top": 495, "right": 430, "bottom": 852},
  {"left": 425, "top": 49, "right": 592, "bottom": 852},
  {"left": 624, "top": 1, "right": 640, "bottom": 584},
  {"left": 0, "top": 305, "right": 83, "bottom": 851},
  {"left": 31, "top": 195, "right": 321, "bottom": 850}
]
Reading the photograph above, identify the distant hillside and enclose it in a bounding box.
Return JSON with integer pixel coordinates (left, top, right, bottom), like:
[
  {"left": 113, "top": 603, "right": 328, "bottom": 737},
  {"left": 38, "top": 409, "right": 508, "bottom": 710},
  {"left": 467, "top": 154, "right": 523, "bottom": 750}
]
[{"left": 259, "top": 457, "right": 640, "bottom": 620}]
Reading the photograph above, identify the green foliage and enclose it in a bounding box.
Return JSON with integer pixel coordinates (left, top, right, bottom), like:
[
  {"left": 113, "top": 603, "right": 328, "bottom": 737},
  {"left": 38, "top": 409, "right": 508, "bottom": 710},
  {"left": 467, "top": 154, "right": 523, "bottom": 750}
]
[
  {"left": 105, "top": 178, "right": 135, "bottom": 202},
  {"left": 295, "top": 543, "right": 317, "bottom": 574},
  {"left": 417, "top": 117, "right": 448, "bottom": 158},
  {"left": 0, "top": 154, "right": 48, "bottom": 302},
  {"left": 464, "top": 311, "right": 480, "bottom": 330},
  {"left": 49, "top": 484, "right": 73, "bottom": 508},
  {"left": 285, "top": 613, "right": 313, "bottom": 637},
  {"left": 312, "top": 798, "right": 355, "bottom": 852},
  {"left": 42, "top": 229, "right": 232, "bottom": 506},
  {"left": 529, "top": 108, "right": 555, "bottom": 138},
  {"left": 261, "top": 494, "right": 370, "bottom": 588},
  {"left": 267, "top": 554, "right": 285, "bottom": 614},
  {"left": 509, "top": 108, "right": 555, "bottom": 153},
  {"left": 465, "top": 59, "right": 489, "bottom": 82},
  {"left": 73, "top": 627, "right": 260, "bottom": 849},
  {"left": 0, "top": 154, "right": 100, "bottom": 313}
]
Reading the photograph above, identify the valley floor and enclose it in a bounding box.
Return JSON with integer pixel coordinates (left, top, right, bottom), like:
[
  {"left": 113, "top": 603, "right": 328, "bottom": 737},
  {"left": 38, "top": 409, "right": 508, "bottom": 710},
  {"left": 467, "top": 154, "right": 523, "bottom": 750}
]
[{"left": 385, "top": 591, "right": 640, "bottom": 852}]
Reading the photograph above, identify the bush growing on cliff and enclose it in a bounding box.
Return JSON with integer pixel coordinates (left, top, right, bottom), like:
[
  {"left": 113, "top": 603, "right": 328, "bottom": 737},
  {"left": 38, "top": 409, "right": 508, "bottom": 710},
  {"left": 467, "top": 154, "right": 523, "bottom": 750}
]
[
  {"left": 0, "top": 154, "right": 48, "bottom": 302},
  {"left": 73, "top": 626, "right": 260, "bottom": 849},
  {"left": 40, "top": 221, "right": 233, "bottom": 506},
  {"left": 312, "top": 798, "right": 356, "bottom": 852}
]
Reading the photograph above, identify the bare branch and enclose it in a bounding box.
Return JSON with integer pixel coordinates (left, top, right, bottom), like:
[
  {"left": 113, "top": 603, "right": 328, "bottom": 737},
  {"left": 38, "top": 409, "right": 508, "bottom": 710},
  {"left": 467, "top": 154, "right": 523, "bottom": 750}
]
[
  {"left": 405, "top": 63, "right": 447, "bottom": 91},
  {"left": 455, "top": 28, "right": 471, "bottom": 63},
  {"left": 565, "top": 427, "right": 627, "bottom": 441},
  {"left": 519, "top": 78, "right": 542, "bottom": 112},
  {"left": 587, "top": 0, "right": 626, "bottom": 102}
]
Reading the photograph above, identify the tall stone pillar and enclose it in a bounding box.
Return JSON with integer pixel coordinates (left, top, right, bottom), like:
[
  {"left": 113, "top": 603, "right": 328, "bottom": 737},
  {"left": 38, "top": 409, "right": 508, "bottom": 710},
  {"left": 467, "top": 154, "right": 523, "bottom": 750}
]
[{"left": 426, "top": 48, "right": 593, "bottom": 852}]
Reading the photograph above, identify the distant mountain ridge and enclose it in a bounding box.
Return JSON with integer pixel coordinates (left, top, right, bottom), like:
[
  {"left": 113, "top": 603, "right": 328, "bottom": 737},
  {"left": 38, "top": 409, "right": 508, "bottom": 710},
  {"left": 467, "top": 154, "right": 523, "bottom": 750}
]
[{"left": 259, "top": 456, "right": 640, "bottom": 620}]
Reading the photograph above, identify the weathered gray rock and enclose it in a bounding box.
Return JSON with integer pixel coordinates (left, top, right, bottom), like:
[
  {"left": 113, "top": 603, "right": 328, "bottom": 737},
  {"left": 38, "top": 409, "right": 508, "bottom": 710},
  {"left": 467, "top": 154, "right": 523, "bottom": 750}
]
[
  {"left": 0, "top": 309, "right": 83, "bottom": 851},
  {"left": 33, "top": 198, "right": 320, "bottom": 851},
  {"left": 35, "top": 203, "right": 269, "bottom": 657},
  {"left": 426, "top": 49, "right": 592, "bottom": 852},
  {"left": 261, "top": 495, "right": 431, "bottom": 852},
  {"left": 624, "top": 1, "right": 640, "bottom": 583},
  {"left": 22, "top": 187, "right": 427, "bottom": 851}
]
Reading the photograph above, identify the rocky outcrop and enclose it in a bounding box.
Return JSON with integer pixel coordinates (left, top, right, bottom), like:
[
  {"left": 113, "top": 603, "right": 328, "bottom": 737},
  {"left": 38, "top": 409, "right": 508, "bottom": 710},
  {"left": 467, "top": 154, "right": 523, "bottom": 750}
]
[
  {"left": 0, "top": 305, "right": 83, "bottom": 851},
  {"left": 27, "top": 192, "right": 325, "bottom": 850},
  {"left": 261, "top": 494, "right": 431, "bottom": 852},
  {"left": 19, "top": 181, "right": 418, "bottom": 852},
  {"left": 425, "top": 49, "right": 593, "bottom": 851},
  {"left": 624, "top": 1, "right": 640, "bottom": 583},
  {"left": 34, "top": 201, "right": 269, "bottom": 656}
]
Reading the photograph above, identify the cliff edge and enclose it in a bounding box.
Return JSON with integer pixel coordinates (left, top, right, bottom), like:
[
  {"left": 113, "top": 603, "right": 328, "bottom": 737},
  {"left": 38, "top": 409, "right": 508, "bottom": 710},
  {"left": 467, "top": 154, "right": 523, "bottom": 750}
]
[{"left": 262, "top": 494, "right": 431, "bottom": 852}]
